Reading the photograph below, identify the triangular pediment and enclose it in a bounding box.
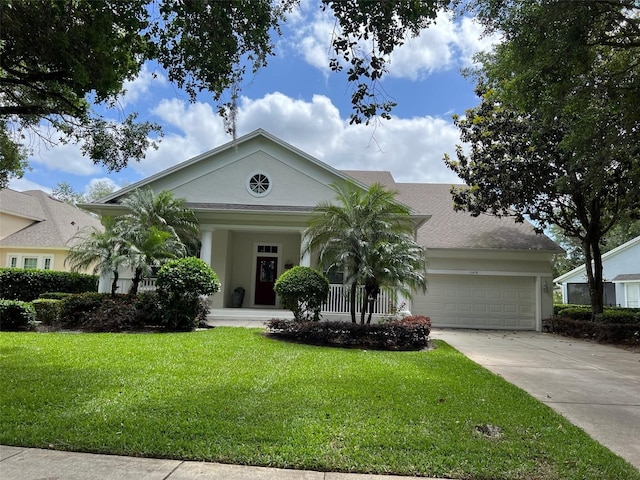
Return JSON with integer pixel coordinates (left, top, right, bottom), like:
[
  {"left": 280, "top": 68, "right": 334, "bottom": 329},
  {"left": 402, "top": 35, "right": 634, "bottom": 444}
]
[{"left": 102, "top": 129, "right": 361, "bottom": 208}]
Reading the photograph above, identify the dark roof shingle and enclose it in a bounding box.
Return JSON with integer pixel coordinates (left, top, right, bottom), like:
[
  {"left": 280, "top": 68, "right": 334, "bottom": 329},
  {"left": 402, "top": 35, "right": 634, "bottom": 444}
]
[
  {"left": 0, "top": 190, "right": 103, "bottom": 248},
  {"left": 344, "top": 173, "right": 560, "bottom": 252}
]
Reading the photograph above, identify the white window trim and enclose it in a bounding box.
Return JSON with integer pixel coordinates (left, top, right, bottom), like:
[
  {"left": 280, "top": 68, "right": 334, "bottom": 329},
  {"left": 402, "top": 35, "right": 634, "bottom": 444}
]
[
  {"left": 6, "top": 253, "right": 54, "bottom": 270},
  {"left": 246, "top": 171, "right": 272, "bottom": 197},
  {"left": 625, "top": 282, "right": 640, "bottom": 308}
]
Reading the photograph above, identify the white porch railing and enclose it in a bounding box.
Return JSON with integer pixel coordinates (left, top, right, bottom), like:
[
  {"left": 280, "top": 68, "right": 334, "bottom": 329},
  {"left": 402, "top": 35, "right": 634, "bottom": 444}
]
[
  {"left": 323, "top": 284, "right": 393, "bottom": 315},
  {"left": 105, "top": 279, "right": 392, "bottom": 315},
  {"left": 111, "top": 277, "right": 157, "bottom": 294}
]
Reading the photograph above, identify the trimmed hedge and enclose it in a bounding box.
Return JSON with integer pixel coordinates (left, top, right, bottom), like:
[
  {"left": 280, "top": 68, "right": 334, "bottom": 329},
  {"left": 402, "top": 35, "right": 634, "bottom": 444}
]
[
  {"left": 156, "top": 257, "right": 220, "bottom": 331},
  {"left": 547, "top": 304, "right": 640, "bottom": 344},
  {"left": 55, "top": 292, "right": 168, "bottom": 332},
  {"left": 546, "top": 316, "right": 640, "bottom": 344},
  {"left": 0, "top": 268, "right": 98, "bottom": 301},
  {"left": 32, "top": 298, "right": 62, "bottom": 325},
  {"left": 553, "top": 304, "right": 640, "bottom": 324},
  {"left": 274, "top": 266, "right": 330, "bottom": 321},
  {"left": 266, "top": 315, "right": 432, "bottom": 351},
  {"left": 0, "top": 299, "right": 36, "bottom": 331}
]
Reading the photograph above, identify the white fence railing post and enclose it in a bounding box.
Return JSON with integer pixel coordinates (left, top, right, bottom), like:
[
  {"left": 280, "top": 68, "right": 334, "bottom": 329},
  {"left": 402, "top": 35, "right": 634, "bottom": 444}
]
[{"left": 322, "top": 284, "right": 391, "bottom": 315}]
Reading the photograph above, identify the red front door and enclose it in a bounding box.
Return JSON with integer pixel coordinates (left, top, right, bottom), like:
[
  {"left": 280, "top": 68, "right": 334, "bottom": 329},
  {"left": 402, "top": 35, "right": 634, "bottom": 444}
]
[{"left": 255, "top": 256, "right": 277, "bottom": 305}]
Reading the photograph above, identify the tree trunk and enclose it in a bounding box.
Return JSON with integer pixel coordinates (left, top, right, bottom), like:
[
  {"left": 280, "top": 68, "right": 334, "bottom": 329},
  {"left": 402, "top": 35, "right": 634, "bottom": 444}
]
[
  {"left": 129, "top": 267, "right": 143, "bottom": 296},
  {"left": 360, "top": 291, "right": 368, "bottom": 324},
  {"left": 366, "top": 286, "right": 379, "bottom": 324},
  {"left": 583, "top": 237, "right": 604, "bottom": 317},
  {"left": 110, "top": 270, "right": 119, "bottom": 297},
  {"left": 349, "top": 282, "right": 357, "bottom": 323}
]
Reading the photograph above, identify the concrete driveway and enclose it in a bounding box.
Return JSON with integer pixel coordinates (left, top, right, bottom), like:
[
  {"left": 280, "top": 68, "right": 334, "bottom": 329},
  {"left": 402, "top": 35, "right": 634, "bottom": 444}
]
[{"left": 431, "top": 329, "right": 640, "bottom": 471}]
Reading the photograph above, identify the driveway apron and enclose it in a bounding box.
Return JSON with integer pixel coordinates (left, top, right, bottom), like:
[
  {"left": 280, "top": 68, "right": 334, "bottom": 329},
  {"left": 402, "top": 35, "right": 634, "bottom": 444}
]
[{"left": 432, "top": 329, "right": 640, "bottom": 470}]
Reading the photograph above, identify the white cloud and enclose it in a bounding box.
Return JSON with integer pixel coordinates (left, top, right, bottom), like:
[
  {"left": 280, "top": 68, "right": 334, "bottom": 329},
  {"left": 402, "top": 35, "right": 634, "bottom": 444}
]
[
  {"left": 292, "top": 9, "right": 498, "bottom": 81},
  {"left": 119, "top": 64, "right": 167, "bottom": 108},
  {"left": 27, "top": 132, "right": 101, "bottom": 176},
  {"left": 134, "top": 92, "right": 462, "bottom": 185},
  {"left": 7, "top": 176, "right": 52, "bottom": 193},
  {"left": 132, "top": 99, "right": 229, "bottom": 176},
  {"left": 455, "top": 16, "right": 501, "bottom": 66}
]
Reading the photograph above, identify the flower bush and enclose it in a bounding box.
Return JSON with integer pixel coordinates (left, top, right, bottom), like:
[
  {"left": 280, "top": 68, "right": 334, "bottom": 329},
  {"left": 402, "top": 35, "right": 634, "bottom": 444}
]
[{"left": 267, "top": 315, "right": 431, "bottom": 351}]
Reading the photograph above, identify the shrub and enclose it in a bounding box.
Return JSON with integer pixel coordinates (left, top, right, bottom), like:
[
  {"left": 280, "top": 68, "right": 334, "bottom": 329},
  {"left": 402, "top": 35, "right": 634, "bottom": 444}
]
[
  {"left": 553, "top": 304, "right": 640, "bottom": 324},
  {"left": 58, "top": 292, "right": 107, "bottom": 329},
  {"left": 274, "top": 266, "right": 330, "bottom": 321},
  {"left": 56, "top": 293, "right": 164, "bottom": 332},
  {"left": 0, "top": 268, "right": 98, "bottom": 301},
  {"left": 39, "top": 292, "right": 74, "bottom": 300},
  {"left": 78, "top": 295, "right": 144, "bottom": 332},
  {"left": 31, "top": 299, "right": 61, "bottom": 325},
  {"left": 0, "top": 300, "right": 36, "bottom": 331},
  {"left": 267, "top": 316, "right": 431, "bottom": 351},
  {"left": 133, "top": 291, "right": 164, "bottom": 327},
  {"left": 156, "top": 257, "right": 220, "bottom": 331},
  {"left": 546, "top": 316, "right": 640, "bottom": 345}
]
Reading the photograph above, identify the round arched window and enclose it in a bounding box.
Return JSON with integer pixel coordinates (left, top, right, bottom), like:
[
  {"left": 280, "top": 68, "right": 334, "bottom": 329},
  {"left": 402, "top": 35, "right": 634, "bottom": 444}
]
[{"left": 247, "top": 172, "right": 271, "bottom": 197}]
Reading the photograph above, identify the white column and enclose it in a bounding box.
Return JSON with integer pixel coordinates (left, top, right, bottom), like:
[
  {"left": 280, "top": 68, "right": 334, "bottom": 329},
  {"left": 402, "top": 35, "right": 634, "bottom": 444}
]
[
  {"left": 299, "top": 229, "right": 311, "bottom": 267},
  {"left": 535, "top": 275, "right": 543, "bottom": 332},
  {"left": 200, "top": 228, "right": 214, "bottom": 266}
]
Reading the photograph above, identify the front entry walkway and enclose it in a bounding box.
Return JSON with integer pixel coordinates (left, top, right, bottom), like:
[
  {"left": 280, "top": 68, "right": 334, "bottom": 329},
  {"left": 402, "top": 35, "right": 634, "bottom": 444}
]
[{"left": 431, "top": 329, "right": 640, "bottom": 471}]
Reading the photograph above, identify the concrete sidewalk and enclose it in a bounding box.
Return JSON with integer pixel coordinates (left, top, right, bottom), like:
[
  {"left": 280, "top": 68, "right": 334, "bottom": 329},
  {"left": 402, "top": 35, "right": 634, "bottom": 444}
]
[
  {"left": 0, "top": 446, "right": 439, "bottom": 480},
  {"left": 431, "top": 329, "right": 640, "bottom": 470}
]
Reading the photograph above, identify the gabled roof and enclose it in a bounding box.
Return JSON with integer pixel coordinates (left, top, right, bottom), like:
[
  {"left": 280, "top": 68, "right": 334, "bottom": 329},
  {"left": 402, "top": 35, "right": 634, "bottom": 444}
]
[
  {"left": 346, "top": 173, "right": 561, "bottom": 252},
  {"left": 0, "top": 188, "right": 46, "bottom": 221},
  {"left": 0, "top": 189, "right": 103, "bottom": 248},
  {"left": 95, "top": 129, "right": 370, "bottom": 205},
  {"left": 554, "top": 235, "right": 640, "bottom": 283}
]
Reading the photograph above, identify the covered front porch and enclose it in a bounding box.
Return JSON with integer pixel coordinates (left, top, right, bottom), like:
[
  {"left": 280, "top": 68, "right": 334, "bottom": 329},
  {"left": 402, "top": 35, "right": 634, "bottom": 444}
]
[{"left": 110, "top": 277, "right": 398, "bottom": 321}]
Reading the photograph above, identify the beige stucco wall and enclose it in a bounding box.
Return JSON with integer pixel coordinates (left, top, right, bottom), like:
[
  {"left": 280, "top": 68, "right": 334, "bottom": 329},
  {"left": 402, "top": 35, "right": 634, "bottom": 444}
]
[
  {"left": 0, "top": 213, "right": 34, "bottom": 240},
  {"left": 0, "top": 247, "right": 94, "bottom": 273},
  {"left": 426, "top": 248, "right": 555, "bottom": 275}
]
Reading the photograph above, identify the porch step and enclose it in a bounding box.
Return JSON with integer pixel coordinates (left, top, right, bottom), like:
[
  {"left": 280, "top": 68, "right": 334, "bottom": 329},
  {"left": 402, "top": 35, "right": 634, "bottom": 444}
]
[{"left": 206, "top": 308, "right": 355, "bottom": 325}]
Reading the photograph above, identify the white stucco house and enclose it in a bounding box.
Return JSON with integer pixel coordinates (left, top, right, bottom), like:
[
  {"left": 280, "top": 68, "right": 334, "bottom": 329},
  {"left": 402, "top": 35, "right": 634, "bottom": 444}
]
[
  {"left": 554, "top": 235, "right": 640, "bottom": 308},
  {"left": 84, "top": 129, "right": 561, "bottom": 330}
]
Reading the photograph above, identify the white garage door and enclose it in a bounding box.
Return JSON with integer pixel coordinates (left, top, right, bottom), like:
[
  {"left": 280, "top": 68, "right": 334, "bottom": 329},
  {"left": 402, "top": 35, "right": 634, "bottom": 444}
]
[{"left": 412, "top": 275, "right": 536, "bottom": 330}]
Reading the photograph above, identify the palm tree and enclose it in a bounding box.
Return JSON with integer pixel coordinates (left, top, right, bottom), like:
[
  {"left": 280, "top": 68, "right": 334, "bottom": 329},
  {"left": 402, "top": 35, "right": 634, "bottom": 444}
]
[
  {"left": 304, "top": 181, "right": 426, "bottom": 324},
  {"left": 360, "top": 235, "right": 426, "bottom": 324},
  {"left": 124, "top": 226, "right": 186, "bottom": 295},
  {"left": 68, "top": 189, "right": 200, "bottom": 295},
  {"left": 119, "top": 187, "right": 200, "bottom": 253},
  {"left": 117, "top": 188, "right": 201, "bottom": 294},
  {"left": 66, "top": 217, "right": 128, "bottom": 296}
]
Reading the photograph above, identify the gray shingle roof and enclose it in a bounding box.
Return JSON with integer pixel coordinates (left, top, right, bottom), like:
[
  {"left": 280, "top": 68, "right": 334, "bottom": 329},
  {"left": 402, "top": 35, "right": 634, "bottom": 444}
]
[
  {"left": 0, "top": 189, "right": 103, "bottom": 248},
  {"left": 612, "top": 274, "right": 640, "bottom": 282},
  {"left": 0, "top": 188, "right": 45, "bottom": 220},
  {"left": 344, "top": 172, "right": 561, "bottom": 252}
]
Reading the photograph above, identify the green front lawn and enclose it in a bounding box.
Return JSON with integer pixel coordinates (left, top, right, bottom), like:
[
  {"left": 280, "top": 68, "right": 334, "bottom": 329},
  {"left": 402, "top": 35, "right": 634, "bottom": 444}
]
[{"left": 1, "top": 328, "right": 637, "bottom": 480}]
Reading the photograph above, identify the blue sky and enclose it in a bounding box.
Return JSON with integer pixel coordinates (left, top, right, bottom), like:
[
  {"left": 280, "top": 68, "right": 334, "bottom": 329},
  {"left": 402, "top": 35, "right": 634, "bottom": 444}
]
[{"left": 9, "top": 5, "right": 498, "bottom": 196}]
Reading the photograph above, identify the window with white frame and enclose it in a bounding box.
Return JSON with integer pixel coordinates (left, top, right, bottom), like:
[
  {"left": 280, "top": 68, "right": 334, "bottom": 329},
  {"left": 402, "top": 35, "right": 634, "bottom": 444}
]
[
  {"left": 627, "top": 283, "right": 640, "bottom": 308},
  {"left": 6, "top": 254, "right": 54, "bottom": 270}
]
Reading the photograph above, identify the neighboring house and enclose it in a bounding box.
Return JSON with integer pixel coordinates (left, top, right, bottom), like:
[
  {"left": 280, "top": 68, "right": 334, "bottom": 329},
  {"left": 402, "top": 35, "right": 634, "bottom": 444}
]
[
  {"left": 554, "top": 236, "right": 640, "bottom": 308},
  {"left": 0, "top": 189, "right": 104, "bottom": 273},
  {"left": 83, "top": 129, "right": 561, "bottom": 331}
]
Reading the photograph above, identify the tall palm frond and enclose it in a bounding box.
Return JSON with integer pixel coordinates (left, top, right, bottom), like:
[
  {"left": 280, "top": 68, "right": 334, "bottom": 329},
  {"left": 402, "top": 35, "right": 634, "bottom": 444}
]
[
  {"left": 119, "top": 187, "right": 200, "bottom": 250},
  {"left": 66, "top": 217, "right": 128, "bottom": 296},
  {"left": 304, "top": 181, "right": 426, "bottom": 324}
]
